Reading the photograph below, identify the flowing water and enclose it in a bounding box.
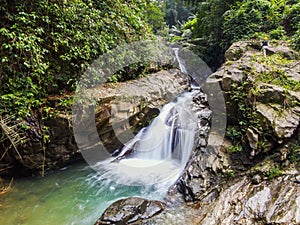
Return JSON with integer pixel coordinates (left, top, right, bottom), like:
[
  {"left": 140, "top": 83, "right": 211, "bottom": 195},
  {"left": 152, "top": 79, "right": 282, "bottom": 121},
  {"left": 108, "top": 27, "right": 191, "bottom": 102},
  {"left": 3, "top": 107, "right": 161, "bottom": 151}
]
[
  {"left": 99, "top": 91, "right": 198, "bottom": 187},
  {"left": 0, "top": 162, "right": 167, "bottom": 225},
  {"left": 0, "top": 48, "right": 205, "bottom": 225},
  {"left": 0, "top": 90, "right": 200, "bottom": 225}
]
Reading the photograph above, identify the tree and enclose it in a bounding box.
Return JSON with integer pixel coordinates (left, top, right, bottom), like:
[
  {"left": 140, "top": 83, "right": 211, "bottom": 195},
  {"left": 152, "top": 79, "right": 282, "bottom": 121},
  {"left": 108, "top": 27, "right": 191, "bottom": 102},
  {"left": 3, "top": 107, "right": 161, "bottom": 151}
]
[
  {"left": 223, "top": 0, "right": 280, "bottom": 44},
  {"left": 165, "top": 0, "right": 194, "bottom": 27}
]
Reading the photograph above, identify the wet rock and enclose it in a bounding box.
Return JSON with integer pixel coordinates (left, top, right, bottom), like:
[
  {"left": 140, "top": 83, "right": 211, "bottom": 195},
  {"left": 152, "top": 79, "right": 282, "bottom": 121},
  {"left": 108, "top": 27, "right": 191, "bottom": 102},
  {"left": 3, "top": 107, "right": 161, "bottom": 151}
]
[
  {"left": 177, "top": 139, "right": 231, "bottom": 202},
  {"left": 146, "top": 173, "right": 300, "bottom": 225},
  {"left": 95, "top": 197, "right": 166, "bottom": 225}
]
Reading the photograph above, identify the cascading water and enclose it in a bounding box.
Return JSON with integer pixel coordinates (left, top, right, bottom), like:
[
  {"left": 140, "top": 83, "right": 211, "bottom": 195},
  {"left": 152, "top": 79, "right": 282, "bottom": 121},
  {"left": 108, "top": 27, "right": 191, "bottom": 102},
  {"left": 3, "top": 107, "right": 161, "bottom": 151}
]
[
  {"left": 0, "top": 47, "right": 211, "bottom": 225},
  {"left": 92, "top": 90, "right": 200, "bottom": 197},
  {"left": 92, "top": 48, "right": 202, "bottom": 196}
]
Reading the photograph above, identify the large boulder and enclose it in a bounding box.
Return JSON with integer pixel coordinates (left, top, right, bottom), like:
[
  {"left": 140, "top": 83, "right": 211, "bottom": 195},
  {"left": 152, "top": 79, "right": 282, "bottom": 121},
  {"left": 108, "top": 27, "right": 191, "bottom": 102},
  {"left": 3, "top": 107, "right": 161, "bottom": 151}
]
[
  {"left": 94, "top": 197, "right": 166, "bottom": 225},
  {"left": 209, "top": 41, "right": 300, "bottom": 158}
]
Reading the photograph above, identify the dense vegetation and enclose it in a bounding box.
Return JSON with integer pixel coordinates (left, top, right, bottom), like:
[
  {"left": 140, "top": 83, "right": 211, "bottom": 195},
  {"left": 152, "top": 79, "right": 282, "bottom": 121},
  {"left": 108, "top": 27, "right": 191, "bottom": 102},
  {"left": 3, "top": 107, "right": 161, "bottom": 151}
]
[
  {"left": 0, "top": 0, "right": 164, "bottom": 181},
  {"left": 0, "top": 0, "right": 162, "bottom": 119},
  {"left": 168, "top": 0, "right": 300, "bottom": 67},
  {"left": 0, "top": 0, "right": 299, "bottom": 182},
  {"left": 1, "top": 0, "right": 299, "bottom": 120}
]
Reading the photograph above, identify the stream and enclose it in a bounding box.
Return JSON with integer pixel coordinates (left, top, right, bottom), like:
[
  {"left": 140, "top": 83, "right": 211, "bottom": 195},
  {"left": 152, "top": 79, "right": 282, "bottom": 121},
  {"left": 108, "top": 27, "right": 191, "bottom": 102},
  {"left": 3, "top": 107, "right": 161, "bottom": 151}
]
[
  {"left": 0, "top": 45, "right": 210, "bottom": 225},
  {"left": 0, "top": 91, "right": 200, "bottom": 225},
  {"left": 0, "top": 162, "right": 166, "bottom": 225}
]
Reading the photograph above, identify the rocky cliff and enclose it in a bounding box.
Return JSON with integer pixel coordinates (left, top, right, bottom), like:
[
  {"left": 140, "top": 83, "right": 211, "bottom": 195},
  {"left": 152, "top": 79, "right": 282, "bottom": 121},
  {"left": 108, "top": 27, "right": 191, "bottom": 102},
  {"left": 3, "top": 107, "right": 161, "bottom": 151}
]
[
  {"left": 97, "top": 41, "right": 300, "bottom": 224},
  {"left": 0, "top": 69, "right": 189, "bottom": 176}
]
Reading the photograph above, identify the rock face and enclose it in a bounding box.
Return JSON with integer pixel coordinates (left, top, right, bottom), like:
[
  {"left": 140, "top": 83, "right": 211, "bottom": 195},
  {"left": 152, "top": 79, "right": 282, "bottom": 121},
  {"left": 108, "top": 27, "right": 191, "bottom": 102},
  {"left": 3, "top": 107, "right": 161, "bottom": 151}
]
[
  {"left": 0, "top": 69, "right": 189, "bottom": 176},
  {"left": 169, "top": 41, "right": 300, "bottom": 223},
  {"left": 143, "top": 172, "right": 300, "bottom": 225},
  {"left": 212, "top": 40, "right": 300, "bottom": 158},
  {"left": 95, "top": 41, "right": 300, "bottom": 224},
  {"left": 94, "top": 197, "right": 166, "bottom": 225},
  {"left": 193, "top": 174, "right": 300, "bottom": 225}
]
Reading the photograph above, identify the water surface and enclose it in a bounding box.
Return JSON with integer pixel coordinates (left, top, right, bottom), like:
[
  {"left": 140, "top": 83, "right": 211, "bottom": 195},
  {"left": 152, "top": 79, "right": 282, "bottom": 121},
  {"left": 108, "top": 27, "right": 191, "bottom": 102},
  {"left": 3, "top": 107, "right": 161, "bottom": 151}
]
[{"left": 0, "top": 162, "right": 164, "bottom": 225}]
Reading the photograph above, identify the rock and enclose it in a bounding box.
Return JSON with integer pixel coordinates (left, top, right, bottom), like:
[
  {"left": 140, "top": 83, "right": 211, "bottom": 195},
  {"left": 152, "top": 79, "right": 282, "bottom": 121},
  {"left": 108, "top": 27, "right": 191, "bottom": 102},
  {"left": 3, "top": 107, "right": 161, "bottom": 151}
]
[
  {"left": 94, "top": 197, "right": 166, "bottom": 225},
  {"left": 146, "top": 173, "right": 300, "bottom": 225},
  {"left": 213, "top": 40, "right": 300, "bottom": 159},
  {"left": 74, "top": 69, "right": 189, "bottom": 153},
  {"left": 257, "top": 83, "right": 300, "bottom": 108},
  {"left": 177, "top": 139, "right": 231, "bottom": 202},
  {"left": 224, "top": 41, "right": 250, "bottom": 61},
  {"left": 1, "top": 69, "right": 189, "bottom": 176},
  {"left": 256, "top": 103, "right": 300, "bottom": 140},
  {"left": 270, "top": 45, "right": 300, "bottom": 60},
  {"left": 251, "top": 174, "right": 262, "bottom": 184}
]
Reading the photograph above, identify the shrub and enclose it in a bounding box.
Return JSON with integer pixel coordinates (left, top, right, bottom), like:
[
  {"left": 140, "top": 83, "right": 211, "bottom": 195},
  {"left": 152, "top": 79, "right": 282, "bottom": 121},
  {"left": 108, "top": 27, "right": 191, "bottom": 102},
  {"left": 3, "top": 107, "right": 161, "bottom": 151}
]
[
  {"left": 223, "top": 0, "right": 280, "bottom": 44},
  {"left": 0, "top": 0, "right": 152, "bottom": 118}
]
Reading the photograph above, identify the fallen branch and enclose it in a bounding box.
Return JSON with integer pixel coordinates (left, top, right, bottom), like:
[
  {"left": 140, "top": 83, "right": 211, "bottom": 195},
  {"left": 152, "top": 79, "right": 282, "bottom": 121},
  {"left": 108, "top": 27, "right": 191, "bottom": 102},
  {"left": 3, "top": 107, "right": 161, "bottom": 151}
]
[
  {"left": 0, "top": 178, "right": 13, "bottom": 196},
  {"left": 0, "top": 115, "right": 27, "bottom": 160}
]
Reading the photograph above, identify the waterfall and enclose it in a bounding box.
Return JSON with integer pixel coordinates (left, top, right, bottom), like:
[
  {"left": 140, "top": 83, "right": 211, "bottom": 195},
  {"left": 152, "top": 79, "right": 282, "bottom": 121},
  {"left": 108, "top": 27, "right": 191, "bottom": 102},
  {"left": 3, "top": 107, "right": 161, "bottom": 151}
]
[
  {"left": 92, "top": 48, "right": 204, "bottom": 195},
  {"left": 119, "top": 91, "right": 198, "bottom": 165}
]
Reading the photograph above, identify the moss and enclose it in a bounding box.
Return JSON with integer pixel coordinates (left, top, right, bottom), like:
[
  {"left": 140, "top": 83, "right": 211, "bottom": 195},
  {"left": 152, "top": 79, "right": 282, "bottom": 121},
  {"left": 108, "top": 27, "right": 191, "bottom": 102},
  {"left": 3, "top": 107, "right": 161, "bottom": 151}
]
[
  {"left": 268, "top": 166, "right": 282, "bottom": 179},
  {"left": 251, "top": 53, "right": 300, "bottom": 91}
]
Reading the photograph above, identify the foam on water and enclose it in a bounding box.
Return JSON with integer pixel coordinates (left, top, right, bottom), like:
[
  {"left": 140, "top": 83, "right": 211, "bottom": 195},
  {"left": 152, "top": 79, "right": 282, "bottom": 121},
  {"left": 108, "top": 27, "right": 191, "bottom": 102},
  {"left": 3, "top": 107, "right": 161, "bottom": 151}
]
[{"left": 92, "top": 90, "right": 199, "bottom": 197}]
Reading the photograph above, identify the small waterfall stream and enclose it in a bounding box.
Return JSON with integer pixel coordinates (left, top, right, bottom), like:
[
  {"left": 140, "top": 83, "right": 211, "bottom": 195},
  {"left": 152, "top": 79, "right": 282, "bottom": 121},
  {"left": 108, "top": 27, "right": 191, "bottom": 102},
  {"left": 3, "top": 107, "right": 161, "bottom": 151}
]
[
  {"left": 92, "top": 48, "right": 205, "bottom": 195},
  {"left": 93, "top": 90, "right": 199, "bottom": 193},
  {"left": 0, "top": 47, "right": 211, "bottom": 225}
]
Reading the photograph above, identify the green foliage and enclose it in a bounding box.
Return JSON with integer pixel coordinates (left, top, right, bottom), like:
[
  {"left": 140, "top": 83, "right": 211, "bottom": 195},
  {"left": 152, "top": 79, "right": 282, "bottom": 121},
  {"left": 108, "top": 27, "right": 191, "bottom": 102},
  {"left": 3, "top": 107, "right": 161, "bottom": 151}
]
[
  {"left": 289, "top": 141, "right": 300, "bottom": 165},
  {"left": 228, "top": 143, "right": 243, "bottom": 153},
  {"left": 268, "top": 166, "right": 282, "bottom": 179},
  {"left": 164, "top": 0, "right": 194, "bottom": 27},
  {"left": 281, "top": 2, "right": 300, "bottom": 36},
  {"left": 225, "top": 78, "right": 273, "bottom": 152},
  {"left": 183, "top": 17, "right": 198, "bottom": 31},
  {"left": 223, "top": 0, "right": 300, "bottom": 48},
  {"left": 183, "top": 0, "right": 236, "bottom": 68},
  {"left": 143, "top": 0, "right": 166, "bottom": 33},
  {"left": 226, "top": 126, "right": 243, "bottom": 140},
  {"left": 170, "top": 35, "right": 185, "bottom": 43},
  {"left": 184, "top": 0, "right": 299, "bottom": 68},
  {"left": 260, "top": 70, "right": 300, "bottom": 91},
  {"left": 223, "top": 0, "right": 281, "bottom": 44},
  {"left": 0, "top": 0, "right": 153, "bottom": 118},
  {"left": 269, "top": 26, "right": 286, "bottom": 39},
  {"left": 224, "top": 168, "right": 236, "bottom": 178},
  {"left": 225, "top": 80, "right": 253, "bottom": 151},
  {"left": 292, "top": 24, "right": 300, "bottom": 50}
]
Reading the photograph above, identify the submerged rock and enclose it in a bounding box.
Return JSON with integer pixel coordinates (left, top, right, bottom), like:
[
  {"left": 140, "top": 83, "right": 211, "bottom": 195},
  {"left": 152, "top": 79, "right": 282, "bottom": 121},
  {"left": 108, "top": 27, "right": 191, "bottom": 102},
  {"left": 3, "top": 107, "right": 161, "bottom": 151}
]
[{"left": 94, "top": 197, "right": 166, "bottom": 225}]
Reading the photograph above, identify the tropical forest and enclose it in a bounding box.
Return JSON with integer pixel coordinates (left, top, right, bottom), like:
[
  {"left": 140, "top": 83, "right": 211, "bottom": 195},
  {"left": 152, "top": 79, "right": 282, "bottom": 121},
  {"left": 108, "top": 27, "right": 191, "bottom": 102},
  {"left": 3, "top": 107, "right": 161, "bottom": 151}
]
[{"left": 0, "top": 0, "right": 299, "bottom": 224}]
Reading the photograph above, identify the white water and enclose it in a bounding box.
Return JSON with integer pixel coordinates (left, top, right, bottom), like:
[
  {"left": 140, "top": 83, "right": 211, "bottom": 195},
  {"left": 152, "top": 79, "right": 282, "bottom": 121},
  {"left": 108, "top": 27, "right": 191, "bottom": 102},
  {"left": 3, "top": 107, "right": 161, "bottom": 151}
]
[
  {"left": 0, "top": 47, "right": 207, "bottom": 225},
  {"left": 89, "top": 48, "right": 200, "bottom": 195},
  {"left": 93, "top": 91, "right": 198, "bottom": 196}
]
